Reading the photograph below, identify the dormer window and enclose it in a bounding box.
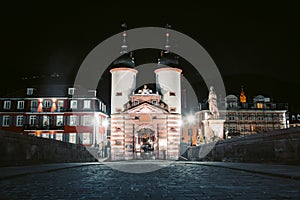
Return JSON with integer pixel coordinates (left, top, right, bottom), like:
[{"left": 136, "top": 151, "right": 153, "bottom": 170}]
[
  {"left": 68, "top": 88, "right": 75, "bottom": 95},
  {"left": 134, "top": 100, "right": 139, "bottom": 105},
  {"left": 27, "top": 88, "right": 34, "bottom": 95},
  {"left": 152, "top": 100, "right": 157, "bottom": 105}
]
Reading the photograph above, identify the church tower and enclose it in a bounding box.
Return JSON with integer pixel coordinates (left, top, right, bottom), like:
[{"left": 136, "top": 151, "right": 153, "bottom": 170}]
[
  {"left": 240, "top": 86, "right": 247, "bottom": 103},
  {"left": 110, "top": 25, "right": 138, "bottom": 114},
  {"left": 155, "top": 27, "right": 182, "bottom": 114}
]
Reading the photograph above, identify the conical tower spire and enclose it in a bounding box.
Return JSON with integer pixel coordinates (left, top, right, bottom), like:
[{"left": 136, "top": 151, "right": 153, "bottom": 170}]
[
  {"left": 120, "top": 22, "right": 128, "bottom": 54},
  {"left": 164, "top": 24, "right": 171, "bottom": 53}
]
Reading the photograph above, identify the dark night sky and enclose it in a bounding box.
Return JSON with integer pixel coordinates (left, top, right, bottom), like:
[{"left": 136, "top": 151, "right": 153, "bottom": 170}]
[{"left": 1, "top": 2, "right": 299, "bottom": 113}]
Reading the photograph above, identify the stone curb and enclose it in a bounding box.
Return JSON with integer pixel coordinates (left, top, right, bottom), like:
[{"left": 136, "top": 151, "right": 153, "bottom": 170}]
[
  {"left": 0, "top": 162, "right": 102, "bottom": 181},
  {"left": 178, "top": 161, "right": 300, "bottom": 180}
]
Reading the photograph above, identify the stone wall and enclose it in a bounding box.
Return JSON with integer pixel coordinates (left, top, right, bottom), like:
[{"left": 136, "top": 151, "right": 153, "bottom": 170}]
[
  {"left": 184, "top": 127, "right": 300, "bottom": 165},
  {"left": 0, "top": 130, "right": 97, "bottom": 166}
]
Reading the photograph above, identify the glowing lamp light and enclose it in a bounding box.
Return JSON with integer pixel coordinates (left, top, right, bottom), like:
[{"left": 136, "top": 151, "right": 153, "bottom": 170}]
[
  {"left": 102, "top": 119, "right": 109, "bottom": 128},
  {"left": 187, "top": 115, "right": 195, "bottom": 124},
  {"left": 178, "top": 119, "right": 183, "bottom": 127}
]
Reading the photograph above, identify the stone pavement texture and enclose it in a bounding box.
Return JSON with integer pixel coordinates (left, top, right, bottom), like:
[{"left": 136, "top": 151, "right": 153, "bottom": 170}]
[{"left": 0, "top": 161, "right": 299, "bottom": 199}]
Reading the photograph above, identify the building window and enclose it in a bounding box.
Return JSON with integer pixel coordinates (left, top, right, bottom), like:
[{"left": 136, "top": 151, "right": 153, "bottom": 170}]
[
  {"left": 43, "top": 116, "right": 50, "bottom": 126},
  {"left": 258, "top": 114, "right": 264, "bottom": 121},
  {"left": 268, "top": 114, "right": 273, "bottom": 121},
  {"left": 134, "top": 100, "right": 139, "bottom": 105},
  {"left": 83, "top": 100, "right": 91, "bottom": 109},
  {"left": 170, "top": 107, "right": 176, "bottom": 112},
  {"left": 257, "top": 103, "right": 263, "bottom": 109},
  {"left": 251, "top": 114, "right": 255, "bottom": 121},
  {"left": 29, "top": 115, "right": 37, "bottom": 125},
  {"left": 69, "top": 133, "right": 77, "bottom": 144},
  {"left": 43, "top": 100, "right": 52, "bottom": 108},
  {"left": 56, "top": 116, "right": 64, "bottom": 126},
  {"left": 16, "top": 115, "right": 23, "bottom": 126},
  {"left": 80, "top": 132, "right": 92, "bottom": 145},
  {"left": 41, "top": 133, "right": 49, "bottom": 139},
  {"left": 239, "top": 114, "right": 243, "bottom": 121},
  {"left": 68, "top": 88, "right": 75, "bottom": 95},
  {"left": 69, "top": 115, "right": 78, "bottom": 126},
  {"left": 280, "top": 114, "right": 284, "bottom": 121},
  {"left": 116, "top": 92, "right": 122, "bottom": 96},
  {"left": 229, "top": 126, "right": 236, "bottom": 132},
  {"left": 152, "top": 100, "right": 157, "bottom": 105},
  {"left": 2, "top": 116, "right": 10, "bottom": 126},
  {"left": 17, "top": 101, "right": 24, "bottom": 109},
  {"left": 82, "top": 115, "right": 92, "bottom": 126},
  {"left": 243, "top": 115, "right": 249, "bottom": 121},
  {"left": 3, "top": 101, "right": 11, "bottom": 109},
  {"left": 55, "top": 133, "right": 63, "bottom": 141},
  {"left": 31, "top": 100, "right": 38, "bottom": 109},
  {"left": 229, "top": 114, "right": 235, "bottom": 121},
  {"left": 169, "top": 92, "right": 176, "bottom": 96},
  {"left": 70, "top": 100, "right": 77, "bottom": 109},
  {"left": 57, "top": 100, "right": 64, "bottom": 111}
]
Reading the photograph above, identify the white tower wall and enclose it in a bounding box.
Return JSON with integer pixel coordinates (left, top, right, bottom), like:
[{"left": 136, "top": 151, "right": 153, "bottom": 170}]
[
  {"left": 110, "top": 68, "right": 138, "bottom": 114},
  {"left": 155, "top": 68, "right": 182, "bottom": 114}
]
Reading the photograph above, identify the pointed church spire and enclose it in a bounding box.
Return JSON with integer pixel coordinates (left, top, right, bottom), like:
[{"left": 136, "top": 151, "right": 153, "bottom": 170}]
[
  {"left": 120, "top": 22, "right": 128, "bottom": 54},
  {"left": 240, "top": 86, "right": 247, "bottom": 103}
]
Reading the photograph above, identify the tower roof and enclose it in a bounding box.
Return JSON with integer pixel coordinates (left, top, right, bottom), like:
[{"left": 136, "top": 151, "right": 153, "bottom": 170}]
[
  {"left": 158, "top": 51, "right": 179, "bottom": 68},
  {"left": 112, "top": 52, "right": 135, "bottom": 68}
]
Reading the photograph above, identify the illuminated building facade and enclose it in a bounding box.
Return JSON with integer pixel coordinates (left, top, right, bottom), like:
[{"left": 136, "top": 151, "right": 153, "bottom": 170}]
[
  {"left": 109, "top": 27, "right": 182, "bottom": 160},
  {"left": 110, "top": 66, "right": 182, "bottom": 160},
  {"left": 182, "top": 89, "right": 289, "bottom": 145},
  {"left": 0, "top": 86, "right": 108, "bottom": 147}
]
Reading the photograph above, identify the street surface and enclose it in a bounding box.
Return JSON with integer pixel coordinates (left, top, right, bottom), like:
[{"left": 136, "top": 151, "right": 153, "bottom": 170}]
[{"left": 0, "top": 161, "right": 299, "bottom": 199}]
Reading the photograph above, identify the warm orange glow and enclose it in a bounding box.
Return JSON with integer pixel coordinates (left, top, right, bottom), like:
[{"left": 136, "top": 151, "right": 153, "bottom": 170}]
[
  {"left": 257, "top": 103, "right": 263, "bottom": 109},
  {"left": 51, "top": 102, "right": 56, "bottom": 112},
  {"left": 35, "top": 131, "right": 41, "bottom": 136},
  {"left": 38, "top": 102, "right": 43, "bottom": 112},
  {"left": 52, "top": 98, "right": 57, "bottom": 103},
  {"left": 240, "top": 87, "right": 247, "bottom": 103}
]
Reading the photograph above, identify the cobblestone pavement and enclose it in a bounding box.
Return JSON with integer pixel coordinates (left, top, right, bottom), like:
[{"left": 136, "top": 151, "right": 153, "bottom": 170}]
[{"left": 0, "top": 162, "right": 299, "bottom": 199}]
